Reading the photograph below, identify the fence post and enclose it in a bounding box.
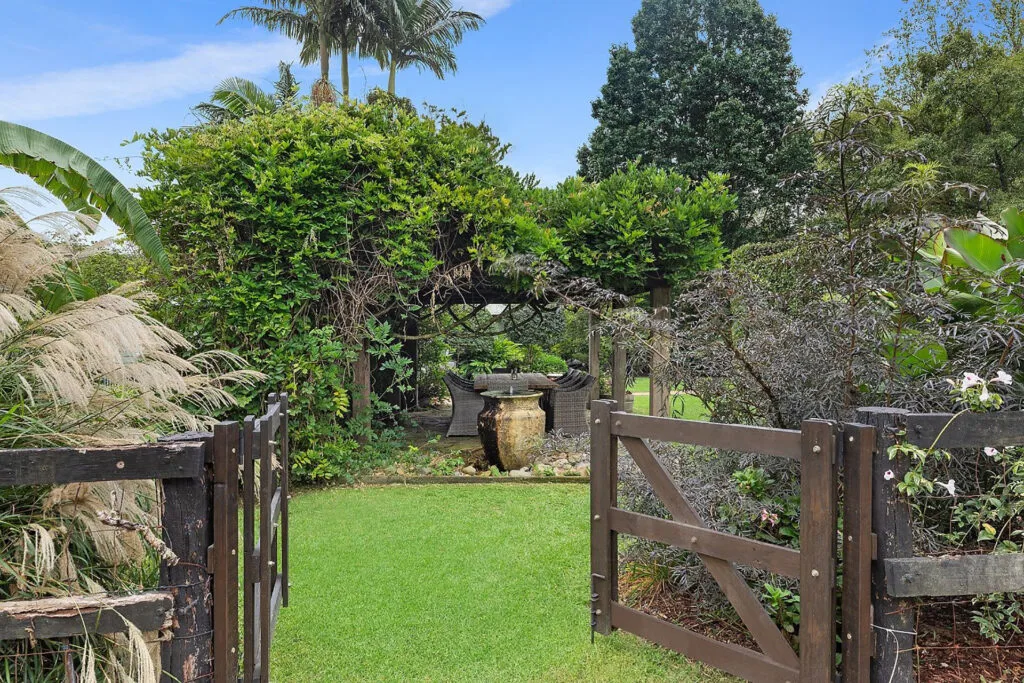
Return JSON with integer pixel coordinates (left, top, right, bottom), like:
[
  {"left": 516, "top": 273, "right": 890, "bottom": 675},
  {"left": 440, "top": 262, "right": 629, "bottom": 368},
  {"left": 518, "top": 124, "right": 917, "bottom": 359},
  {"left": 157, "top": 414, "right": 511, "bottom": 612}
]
[
  {"left": 590, "top": 400, "right": 618, "bottom": 635},
  {"left": 842, "top": 422, "right": 876, "bottom": 683},
  {"left": 211, "top": 422, "right": 240, "bottom": 683},
  {"left": 159, "top": 432, "right": 215, "bottom": 683},
  {"left": 857, "top": 407, "right": 914, "bottom": 683}
]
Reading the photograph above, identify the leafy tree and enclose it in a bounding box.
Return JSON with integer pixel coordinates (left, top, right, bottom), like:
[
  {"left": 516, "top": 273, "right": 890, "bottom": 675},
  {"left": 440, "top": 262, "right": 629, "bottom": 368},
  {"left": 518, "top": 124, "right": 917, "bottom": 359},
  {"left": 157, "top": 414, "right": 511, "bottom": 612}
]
[
  {"left": 542, "top": 163, "right": 734, "bottom": 416},
  {"left": 543, "top": 164, "right": 733, "bottom": 296},
  {"left": 361, "top": 0, "right": 483, "bottom": 95},
  {"left": 137, "top": 99, "right": 554, "bottom": 479},
  {"left": 878, "top": 1, "right": 1024, "bottom": 212},
  {"left": 0, "top": 121, "right": 169, "bottom": 271},
  {"left": 578, "top": 0, "right": 811, "bottom": 246}
]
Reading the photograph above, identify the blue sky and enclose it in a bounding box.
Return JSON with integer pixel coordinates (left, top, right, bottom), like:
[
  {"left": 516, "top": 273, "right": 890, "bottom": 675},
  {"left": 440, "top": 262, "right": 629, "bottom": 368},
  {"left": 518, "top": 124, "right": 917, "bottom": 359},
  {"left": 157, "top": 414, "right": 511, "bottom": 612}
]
[{"left": 1, "top": 0, "right": 901, "bottom": 201}]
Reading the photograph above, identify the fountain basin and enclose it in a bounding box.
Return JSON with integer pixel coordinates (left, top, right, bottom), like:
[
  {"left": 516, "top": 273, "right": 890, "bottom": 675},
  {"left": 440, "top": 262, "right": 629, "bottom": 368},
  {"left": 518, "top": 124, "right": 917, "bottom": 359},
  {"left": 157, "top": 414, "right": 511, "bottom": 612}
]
[{"left": 477, "top": 390, "right": 545, "bottom": 471}]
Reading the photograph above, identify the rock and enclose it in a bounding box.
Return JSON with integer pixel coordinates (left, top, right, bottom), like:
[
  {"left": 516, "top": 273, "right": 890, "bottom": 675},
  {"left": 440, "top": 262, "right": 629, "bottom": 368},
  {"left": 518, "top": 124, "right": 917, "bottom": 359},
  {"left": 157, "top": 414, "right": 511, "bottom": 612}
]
[
  {"left": 567, "top": 452, "right": 583, "bottom": 465},
  {"left": 478, "top": 469, "right": 491, "bottom": 477},
  {"left": 509, "top": 468, "right": 531, "bottom": 478},
  {"left": 575, "top": 464, "right": 590, "bottom": 476},
  {"left": 417, "top": 467, "right": 432, "bottom": 476},
  {"left": 553, "top": 458, "right": 570, "bottom": 469},
  {"left": 461, "top": 465, "right": 477, "bottom": 475}
]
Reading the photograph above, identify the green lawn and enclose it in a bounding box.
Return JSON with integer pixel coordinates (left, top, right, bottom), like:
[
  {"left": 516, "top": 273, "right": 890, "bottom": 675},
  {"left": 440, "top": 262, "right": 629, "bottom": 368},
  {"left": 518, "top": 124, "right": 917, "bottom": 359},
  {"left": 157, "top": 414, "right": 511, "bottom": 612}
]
[
  {"left": 627, "top": 377, "right": 708, "bottom": 420},
  {"left": 272, "top": 484, "right": 731, "bottom": 682}
]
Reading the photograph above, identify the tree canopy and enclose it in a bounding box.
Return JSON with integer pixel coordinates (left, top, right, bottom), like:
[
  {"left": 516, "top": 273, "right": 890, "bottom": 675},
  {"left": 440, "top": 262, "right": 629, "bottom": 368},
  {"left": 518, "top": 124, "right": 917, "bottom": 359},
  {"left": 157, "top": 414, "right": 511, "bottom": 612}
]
[
  {"left": 542, "top": 164, "right": 734, "bottom": 296},
  {"left": 577, "top": 0, "right": 811, "bottom": 247}
]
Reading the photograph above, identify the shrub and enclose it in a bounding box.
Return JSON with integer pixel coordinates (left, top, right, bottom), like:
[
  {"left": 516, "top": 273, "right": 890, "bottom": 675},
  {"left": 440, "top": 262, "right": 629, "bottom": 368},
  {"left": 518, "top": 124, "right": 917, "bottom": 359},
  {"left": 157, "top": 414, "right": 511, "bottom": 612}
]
[{"left": 138, "top": 99, "right": 555, "bottom": 480}]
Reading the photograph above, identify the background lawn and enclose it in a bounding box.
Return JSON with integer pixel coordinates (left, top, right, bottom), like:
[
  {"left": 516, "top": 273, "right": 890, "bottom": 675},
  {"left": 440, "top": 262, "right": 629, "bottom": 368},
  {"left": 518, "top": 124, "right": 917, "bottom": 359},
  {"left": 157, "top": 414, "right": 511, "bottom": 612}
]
[
  {"left": 272, "top": 484, "right": 732, "bottom": 682},
  {"left": 627, "top": 378, "right": 709, "bottom": 420}
]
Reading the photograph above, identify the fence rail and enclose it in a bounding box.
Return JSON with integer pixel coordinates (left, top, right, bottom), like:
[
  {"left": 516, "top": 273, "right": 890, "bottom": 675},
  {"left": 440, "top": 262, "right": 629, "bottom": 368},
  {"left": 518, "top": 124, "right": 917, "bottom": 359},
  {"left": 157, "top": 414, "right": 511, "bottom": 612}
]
[
  {"left": 591, "top": 401, "right": 838, "bottom": 683},
  {"left": 0, "top": 392, "right": 289, "bottom": 683},
  {"left": 594, "top": 404, "right": 1024, "bottom": 683}
]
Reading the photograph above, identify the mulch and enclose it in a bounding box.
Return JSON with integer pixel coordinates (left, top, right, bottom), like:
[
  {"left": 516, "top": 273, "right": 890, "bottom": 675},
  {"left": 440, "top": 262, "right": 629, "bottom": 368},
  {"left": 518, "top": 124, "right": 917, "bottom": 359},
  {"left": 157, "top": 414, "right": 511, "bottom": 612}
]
[{"left": 618, "top": 579, "right": 1024, "bottom": 681}]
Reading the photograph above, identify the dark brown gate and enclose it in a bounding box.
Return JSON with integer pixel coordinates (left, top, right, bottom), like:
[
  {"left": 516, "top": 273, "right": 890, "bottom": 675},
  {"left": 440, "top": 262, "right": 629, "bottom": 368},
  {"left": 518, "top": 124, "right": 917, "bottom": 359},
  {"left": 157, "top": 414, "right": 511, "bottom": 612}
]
[
  {"left": 241, "top": 393, "right": 291, "bottom": 683},
  {"left": 589, "top": 400, "right": 840, "bottom": 683}
]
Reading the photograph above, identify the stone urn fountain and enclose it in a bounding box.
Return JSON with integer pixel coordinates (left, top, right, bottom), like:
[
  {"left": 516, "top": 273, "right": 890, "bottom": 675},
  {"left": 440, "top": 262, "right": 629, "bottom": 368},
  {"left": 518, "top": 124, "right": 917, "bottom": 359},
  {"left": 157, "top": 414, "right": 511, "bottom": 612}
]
[{"left": 477, "top": 390, "right": 545, "bottom": 471}]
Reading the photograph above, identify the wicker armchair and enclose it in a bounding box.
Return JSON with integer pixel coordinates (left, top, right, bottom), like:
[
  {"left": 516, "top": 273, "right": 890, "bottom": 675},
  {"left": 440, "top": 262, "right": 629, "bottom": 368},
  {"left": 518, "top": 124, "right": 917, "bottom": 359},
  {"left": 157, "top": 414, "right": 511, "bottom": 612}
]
[
  {"left": 443, "top": 371, "right": 485, "bottom": 437},
  {"left": 547, "top": 372, "right": 596, "bottom": 434}
]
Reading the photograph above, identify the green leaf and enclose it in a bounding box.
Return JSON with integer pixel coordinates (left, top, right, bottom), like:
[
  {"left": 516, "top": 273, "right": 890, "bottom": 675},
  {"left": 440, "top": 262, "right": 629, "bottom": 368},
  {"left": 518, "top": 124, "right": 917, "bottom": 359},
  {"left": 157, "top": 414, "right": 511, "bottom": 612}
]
[
  {"left": 0, "top": 120, "right": 169, "bottom": 272},
  {"left": 943, "top": 227, "right": 1012, "bottom": 274}
]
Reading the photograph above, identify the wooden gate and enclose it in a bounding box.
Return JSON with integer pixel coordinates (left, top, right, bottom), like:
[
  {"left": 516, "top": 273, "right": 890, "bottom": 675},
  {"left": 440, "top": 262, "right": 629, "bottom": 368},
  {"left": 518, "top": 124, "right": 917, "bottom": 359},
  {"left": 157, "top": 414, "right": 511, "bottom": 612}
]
[
  {"left": 589, "top": 400, "right": 840, "bottom": 683},
  {"left": 241, "top": 393, "right": 291, "bottom": 683}
]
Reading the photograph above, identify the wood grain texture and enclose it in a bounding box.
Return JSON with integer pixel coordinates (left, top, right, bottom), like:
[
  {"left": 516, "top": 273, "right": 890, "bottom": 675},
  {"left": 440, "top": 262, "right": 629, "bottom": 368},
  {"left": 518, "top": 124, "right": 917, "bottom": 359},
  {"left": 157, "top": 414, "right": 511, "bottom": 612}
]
[
  {"left": 798, "top": 420, "right": 839, "bottom": 683},
  {"left": 610, "top": 413, "right": 802, "bottom": 460},
  {"left": 0, "top": 443, "right": 204, "bottom": 486},
  {"left": 905, "top": 411, "right": 1024, "bottom": 449},
  {"left": 211, "top": 422, "right": 239, "bottom": 683},
  {"left": 619, "top": 435, "right": 800, "bottom": 669},
  {"left": 0, "top": 592, "right": 172, "bottom": 641},
  {"left": 611, "top": 604, "right": 800, "bottom": 683},
  {"left": 609, "top": 508, "right": 801, "bottom": 578},
  {"left": 841, "top": 423, "right": 875, "bottom": 683},
  {"left": 160, "top": 434, "right": 214, "bottom": 683},
  {"left": 589, "top": 400, "right": 615, "bottom": 635},
  {"left": 885, "top": 554, "right": 1024, "bottom": 597},
  {"left": 858, "top": 407, "right": 915, "bottom": 683}
]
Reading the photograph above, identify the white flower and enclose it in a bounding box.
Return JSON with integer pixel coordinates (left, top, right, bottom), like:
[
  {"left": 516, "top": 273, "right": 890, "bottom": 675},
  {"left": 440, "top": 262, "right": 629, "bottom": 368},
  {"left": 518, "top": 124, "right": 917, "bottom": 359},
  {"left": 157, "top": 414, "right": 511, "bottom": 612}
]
[
  {"left": 980, "top": 385, "right": 992, "bottom": 403},
  {"left": 884, "top": 470, "right": 895, "bottom": 481},
  {"left": 985, "top": 447, "right": 999, "bottom": 457},
  {"left": 962, "top": 372, "right": 984, "bottom": 389},
  {"left": 993, "top": 370, "right": 1014, "bottom": 386},
  {"left": 936, "top": 479, "right": 956, "bottom": 496}
]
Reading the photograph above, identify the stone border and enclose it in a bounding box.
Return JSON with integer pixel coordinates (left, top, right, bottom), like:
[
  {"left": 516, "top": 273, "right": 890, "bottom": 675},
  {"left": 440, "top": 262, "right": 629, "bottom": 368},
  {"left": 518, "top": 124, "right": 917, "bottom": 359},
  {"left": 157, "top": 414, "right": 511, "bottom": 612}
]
[{"left": 356, "top": 475, "right": 589, "bottom": 486}]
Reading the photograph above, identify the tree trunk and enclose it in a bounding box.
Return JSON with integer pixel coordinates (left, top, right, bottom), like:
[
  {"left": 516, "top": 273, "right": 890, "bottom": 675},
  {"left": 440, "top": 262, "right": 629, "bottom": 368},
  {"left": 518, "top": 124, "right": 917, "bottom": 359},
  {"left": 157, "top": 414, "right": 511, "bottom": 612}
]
[
  {"left": 611, "top": 303, "right": 627, "bottom": 410},
  {"left": 319, "top": 27, "right": 330, "bottom": 82},
  {"left": 649, "top": 282, "right": 672, "bottom": 417},
  {"left": 388, "top": 59, "right": 398, "bottom": 95},
  {"left": 340, "top": 33, "right": 351, "bottom": 99},
  {"left": 352, "top": 339, "right": 372, "bottom": 442}
]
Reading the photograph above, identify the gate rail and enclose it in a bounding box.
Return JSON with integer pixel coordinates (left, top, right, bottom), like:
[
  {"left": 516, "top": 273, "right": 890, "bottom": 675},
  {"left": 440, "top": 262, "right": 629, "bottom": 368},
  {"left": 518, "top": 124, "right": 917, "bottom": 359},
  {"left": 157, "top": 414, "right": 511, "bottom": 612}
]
[{"left": 590, "top": 400, "right": 843, "bottom": 683}]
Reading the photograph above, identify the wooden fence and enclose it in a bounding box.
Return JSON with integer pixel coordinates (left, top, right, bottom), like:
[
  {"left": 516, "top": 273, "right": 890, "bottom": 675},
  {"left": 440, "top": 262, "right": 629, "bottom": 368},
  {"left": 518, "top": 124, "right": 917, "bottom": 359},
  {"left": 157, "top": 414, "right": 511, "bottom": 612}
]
[
  {"left": 592, "top": 402, "right": 1024, "bottom": 683},
  {"left": 590, "top": 401, "right": 844, "bottom": 683},
  {"left": 0, "top": 393, "right": 289, "bottom": 683}
]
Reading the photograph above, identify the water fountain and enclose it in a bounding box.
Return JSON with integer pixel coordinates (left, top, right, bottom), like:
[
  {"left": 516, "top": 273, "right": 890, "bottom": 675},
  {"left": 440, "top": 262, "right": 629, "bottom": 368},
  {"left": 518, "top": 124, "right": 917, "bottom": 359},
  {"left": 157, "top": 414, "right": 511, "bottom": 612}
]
[{"left": 477, "top": 370, "right": 545, "bottom": 471}]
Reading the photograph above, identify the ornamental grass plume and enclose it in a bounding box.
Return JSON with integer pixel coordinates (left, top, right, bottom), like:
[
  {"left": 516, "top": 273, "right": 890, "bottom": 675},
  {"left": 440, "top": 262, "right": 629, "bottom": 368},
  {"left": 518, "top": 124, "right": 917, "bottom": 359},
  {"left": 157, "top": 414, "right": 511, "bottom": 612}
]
[{"left": 0, "top": 193, "right": 262, "bottom": 680}]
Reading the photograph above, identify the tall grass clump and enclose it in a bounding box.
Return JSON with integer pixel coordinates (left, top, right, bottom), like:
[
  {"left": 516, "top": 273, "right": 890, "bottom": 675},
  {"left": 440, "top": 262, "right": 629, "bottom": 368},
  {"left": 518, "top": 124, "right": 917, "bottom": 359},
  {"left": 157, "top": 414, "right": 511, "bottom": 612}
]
[{"left": 0, "top": 195, "right": 260, "bottom": 681}]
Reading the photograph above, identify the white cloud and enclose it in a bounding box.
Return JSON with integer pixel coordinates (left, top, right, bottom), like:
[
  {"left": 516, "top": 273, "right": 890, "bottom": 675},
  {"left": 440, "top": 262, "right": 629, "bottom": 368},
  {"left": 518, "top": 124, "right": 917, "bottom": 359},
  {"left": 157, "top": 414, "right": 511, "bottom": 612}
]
[
  {"left": 457, "top": 0, "right": 516, "bottom": 18},
  {"left": 0, "top": 38, "right": 299, "bottom": 122}
]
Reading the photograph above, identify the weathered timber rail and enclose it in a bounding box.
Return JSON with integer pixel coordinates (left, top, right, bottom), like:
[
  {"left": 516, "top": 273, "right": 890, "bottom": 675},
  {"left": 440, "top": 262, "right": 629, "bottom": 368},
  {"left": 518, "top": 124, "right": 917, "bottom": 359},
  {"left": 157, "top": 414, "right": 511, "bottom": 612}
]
[
  {"left": 0, "top": 392, "right": 289, "bottom": 683},
  {"left": 592, "top": 403, "right": 1024, "bottom": 683}
]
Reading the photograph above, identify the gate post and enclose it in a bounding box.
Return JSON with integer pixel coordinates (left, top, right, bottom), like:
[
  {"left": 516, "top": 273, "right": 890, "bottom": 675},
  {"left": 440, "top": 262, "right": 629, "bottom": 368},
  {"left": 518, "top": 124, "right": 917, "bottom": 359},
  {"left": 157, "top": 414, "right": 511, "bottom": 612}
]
[
  {"left": 841, "top": 422, "right": 876, "bottom": 683},
  {"left": 211, "top": 422, "right": 240, "bottom": 683},
  {"left": 857, "top": 407, "right": 914, "bottom": 683},
  {"left": 590, "top": 400, "right": 618, "bottom": 635},
  {"left": 798, "top": 420, "right": 839, "bottom": 682},
  {"left": 160, "top": 432, "right": 215, "bottom": 683}
]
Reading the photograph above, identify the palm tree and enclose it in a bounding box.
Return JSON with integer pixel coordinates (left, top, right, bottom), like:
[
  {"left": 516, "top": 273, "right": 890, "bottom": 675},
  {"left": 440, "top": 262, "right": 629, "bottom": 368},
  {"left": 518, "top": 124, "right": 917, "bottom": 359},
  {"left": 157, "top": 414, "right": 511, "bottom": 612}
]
[
  {"left": 361, "top": 0, "right": 483, "bottom": 95},
  {"left": 194, "top": 77, "right": 279, "bottom": 123},
  {"left": 0, "top": 121, "right": 170, "bottom": 272},
  {"left": 220, "top": 0, "right": 366, "bottom": 99},
  {"left": 193, "top": 63, "right": 300, "bottom": 123}
]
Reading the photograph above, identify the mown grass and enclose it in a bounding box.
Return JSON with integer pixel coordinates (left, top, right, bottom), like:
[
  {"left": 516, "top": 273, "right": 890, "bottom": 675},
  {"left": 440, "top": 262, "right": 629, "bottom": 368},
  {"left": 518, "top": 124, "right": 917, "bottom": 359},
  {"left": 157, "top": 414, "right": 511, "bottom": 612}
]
[
  {"left": 627, "top": 377, "right": 709, "bottom": 420},
  {"left": 272, "top": 484, "right": 732, "bottom": 682}
]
